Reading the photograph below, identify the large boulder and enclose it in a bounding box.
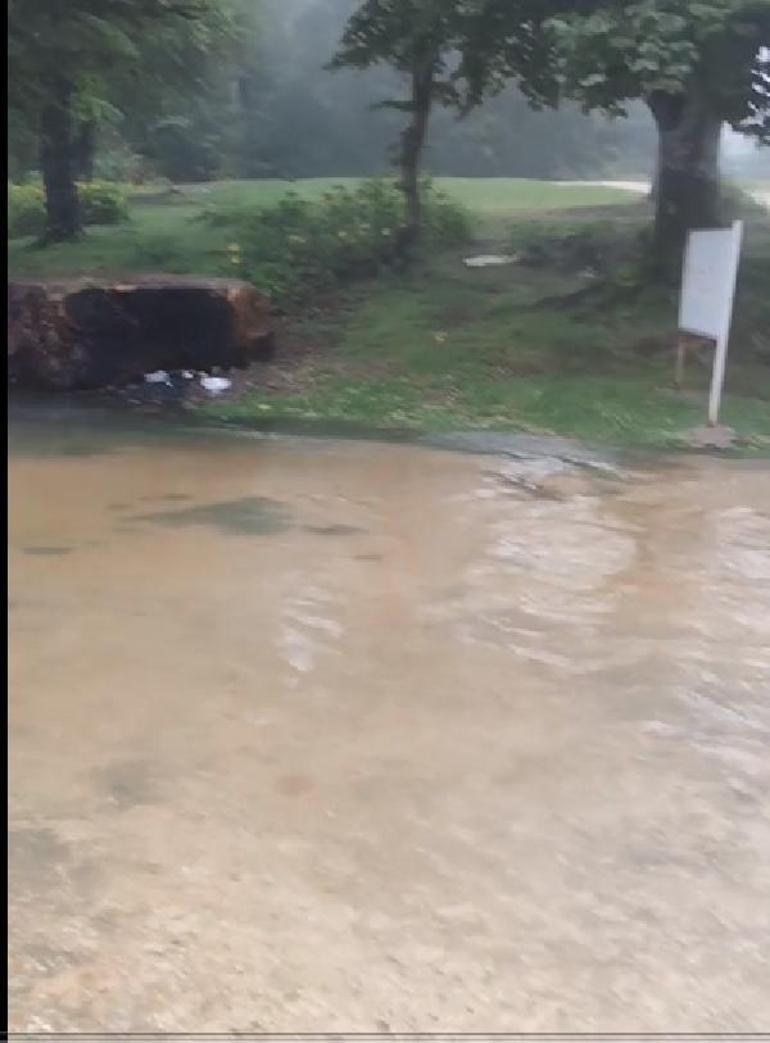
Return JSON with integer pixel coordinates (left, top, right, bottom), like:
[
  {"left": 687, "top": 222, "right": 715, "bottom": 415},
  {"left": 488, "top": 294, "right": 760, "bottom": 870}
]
[{"left": 8, "top": 275, "right": 275, "bottom": 390}]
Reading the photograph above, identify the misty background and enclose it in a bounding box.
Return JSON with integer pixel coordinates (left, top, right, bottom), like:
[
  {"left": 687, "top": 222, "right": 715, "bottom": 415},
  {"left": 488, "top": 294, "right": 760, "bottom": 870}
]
[{"left": 9, "top": 0, "right": 767, "bottom": 186}]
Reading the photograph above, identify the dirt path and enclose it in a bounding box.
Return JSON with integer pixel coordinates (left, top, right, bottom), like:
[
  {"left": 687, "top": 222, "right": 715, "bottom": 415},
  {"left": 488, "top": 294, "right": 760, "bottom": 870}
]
[{"left": 560, "top": 179, "right": 770, "bottom": 210}]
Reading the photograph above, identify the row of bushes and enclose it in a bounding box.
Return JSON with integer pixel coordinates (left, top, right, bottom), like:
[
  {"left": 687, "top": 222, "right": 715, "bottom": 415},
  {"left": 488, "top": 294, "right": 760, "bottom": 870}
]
[
  {"left": 8, "top": 181, "right": 130, "bottom": 238},
  {"left": 204, "top": 178, "right": 472, "bottom": 306}
]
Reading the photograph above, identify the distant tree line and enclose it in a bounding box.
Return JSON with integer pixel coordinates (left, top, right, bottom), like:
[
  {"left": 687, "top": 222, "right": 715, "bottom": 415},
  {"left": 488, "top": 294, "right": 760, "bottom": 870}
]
[
  {"left": 7, "top": 0, "right": 769, "bottom": 268},
  {"left": 7, "top": 1, "right": 656, "bottom": 210}
]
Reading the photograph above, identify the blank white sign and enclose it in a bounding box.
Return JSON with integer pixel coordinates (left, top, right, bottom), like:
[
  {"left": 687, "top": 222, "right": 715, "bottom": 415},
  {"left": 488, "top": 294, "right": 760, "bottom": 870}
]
[{"left": 678, "top": 221, "right": 743, "bottom": 341}]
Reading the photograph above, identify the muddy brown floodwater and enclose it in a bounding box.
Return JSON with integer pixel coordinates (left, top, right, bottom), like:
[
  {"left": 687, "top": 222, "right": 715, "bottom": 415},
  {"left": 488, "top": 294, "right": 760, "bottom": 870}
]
[{"left": 8, "top": 406, "right": 770, "bottom": 1033}]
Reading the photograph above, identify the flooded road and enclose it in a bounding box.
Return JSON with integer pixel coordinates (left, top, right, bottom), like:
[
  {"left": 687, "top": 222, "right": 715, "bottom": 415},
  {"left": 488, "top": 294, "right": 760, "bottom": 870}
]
[{"left": 8, "top": 406, "right": 770, "bottom": 1032}]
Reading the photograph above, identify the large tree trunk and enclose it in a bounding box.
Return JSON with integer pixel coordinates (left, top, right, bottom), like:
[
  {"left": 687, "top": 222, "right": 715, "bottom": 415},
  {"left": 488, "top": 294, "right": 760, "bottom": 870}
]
[
  {"left": 40, "top": 76, "right": 82, "bottom": 243},
  {"left": 396, "top": 64, "right": 434, "bottom": 259},
  {"left": 74, "top": 119, "right": 96, "bottom": 182},
  {"left": 648, "top": 84, "right": 723, "bottom": 271}
]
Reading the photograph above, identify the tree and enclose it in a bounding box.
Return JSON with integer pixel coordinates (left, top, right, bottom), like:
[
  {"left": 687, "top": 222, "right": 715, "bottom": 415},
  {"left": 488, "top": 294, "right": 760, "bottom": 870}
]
[
  {"left": 330, "top": 0, "right": 467, "bottom": 255},
  {"left": 107, "top": 0, "right": 260, "bottom": 184},
  {"left": 552, "top": 0, "right": 770, "bottom": 264},
  {"left": 7, "top": 0, "right": 232, "bottom": 241},
  {"left": 330, "top": 0, "right": 569, "bottom": 253},
  {"left": 206, "top": 0, "right": 650, "bottom": 183}
]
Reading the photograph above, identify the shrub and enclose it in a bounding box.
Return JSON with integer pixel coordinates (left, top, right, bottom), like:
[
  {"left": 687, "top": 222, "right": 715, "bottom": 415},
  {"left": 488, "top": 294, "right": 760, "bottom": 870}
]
[
  {"left": 204, "top": 178, "right": 471, "bottom": 306},
  {"left": 80, "top": 180, "right": 130, "bottom": 226},
  {"left": 94, "top": 145, "right": 145, "bottom": 184},
  {"left": 8, "top": 184, "right": 46, "bottom": 238},
  {"left": 425, "top": 183, "right": 474, "bottom": 245},
  {"left": 144, "top": 117, "right": 221, "bottom": 183},
  {"left": 510, "top": 219, "right": 633, "bottom": 275},
  {"left": 8, "top": 180, "right": 130, "bottom": 238}
]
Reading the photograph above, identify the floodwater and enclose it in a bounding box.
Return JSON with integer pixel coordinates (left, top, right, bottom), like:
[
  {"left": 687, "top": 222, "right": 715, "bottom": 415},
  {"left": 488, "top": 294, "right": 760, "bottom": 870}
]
[{"left": 8, "top": 404, "right": 770, "bottom": 1033}]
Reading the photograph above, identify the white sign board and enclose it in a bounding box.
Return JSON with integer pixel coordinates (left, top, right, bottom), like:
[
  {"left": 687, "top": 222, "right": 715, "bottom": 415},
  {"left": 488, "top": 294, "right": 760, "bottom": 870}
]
[{"left": 678, "top": 220, "right": 743, "bottom": 425}]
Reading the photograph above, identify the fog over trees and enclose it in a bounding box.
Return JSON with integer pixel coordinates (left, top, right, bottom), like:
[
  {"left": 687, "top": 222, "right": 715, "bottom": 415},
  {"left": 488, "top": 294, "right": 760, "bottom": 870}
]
[{"left": 8, "top": 0, "right": 666, "bottom": 189}]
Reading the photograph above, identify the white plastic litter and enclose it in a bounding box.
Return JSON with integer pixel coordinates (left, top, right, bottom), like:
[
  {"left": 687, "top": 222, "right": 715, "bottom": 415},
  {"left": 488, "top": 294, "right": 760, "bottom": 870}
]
[
  {"left": 144, "top": 370, "right": 171, "bottom": 385},
  {"left": 463, "top": 254, "right": 518, "bottom": 268},
  {"left": 199, "top": 375, "right": 232, "bottom": 394},
  {"left": 182, "top": 370, "right": 195, "bottom": 380}
]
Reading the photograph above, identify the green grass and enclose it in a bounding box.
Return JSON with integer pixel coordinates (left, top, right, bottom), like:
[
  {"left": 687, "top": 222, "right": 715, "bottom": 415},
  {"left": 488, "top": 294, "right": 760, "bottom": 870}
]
[
  {"left": 8, "top": 176, "right": 770, "bottom": 449},
  {"left": 8, "top": 202, "right": 221, "bottom": 279},
  {"left": 199, "top": 241, "right": 770, "bottom": 447},
  {"left": 176, "top": 175, "right": 637, "bottom": 210},
  {"left": 7, "top": 178, "right": 636, "bottom": 279},
  {"left": 205, "top": 375, "right": 770, "bottom": 447}
]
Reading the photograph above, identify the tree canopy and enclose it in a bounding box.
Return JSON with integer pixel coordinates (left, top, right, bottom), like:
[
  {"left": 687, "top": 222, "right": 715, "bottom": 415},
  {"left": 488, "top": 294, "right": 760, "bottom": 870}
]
[
  {"left": 9, "top": 0, "right": 765, "bottom": 251},
  {"left": 556, "top": 0, "right": 770, "bottom": 259},
  {"left": 450, "top": 0, "right": 769, "bottom": 262},
  {"left": 329, "top": 0, "right": 573, "bottom": 248},
  {"left": 7, "top": 0, "right": 237, "bottom": 237},
  {"left": 7, "top": 0, "right": 665, "bottom": 191},
  {"left": 554, "top": 0, "right": 770, "bottom": 134}
]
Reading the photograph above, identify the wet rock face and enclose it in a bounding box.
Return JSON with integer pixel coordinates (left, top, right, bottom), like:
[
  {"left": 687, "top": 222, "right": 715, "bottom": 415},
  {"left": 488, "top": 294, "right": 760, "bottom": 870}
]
[{"left": 8, "top": 276, "right": 275, "bottom": 390}]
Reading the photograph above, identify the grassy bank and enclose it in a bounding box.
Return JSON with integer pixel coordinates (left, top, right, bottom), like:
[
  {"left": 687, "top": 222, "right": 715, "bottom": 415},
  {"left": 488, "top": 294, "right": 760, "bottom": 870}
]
[
  {"left": 8, "top": 177, "right": 770, "bottom": 448},
  {"left": 198, "top": 214, "right": 770, "bottom": 447}
]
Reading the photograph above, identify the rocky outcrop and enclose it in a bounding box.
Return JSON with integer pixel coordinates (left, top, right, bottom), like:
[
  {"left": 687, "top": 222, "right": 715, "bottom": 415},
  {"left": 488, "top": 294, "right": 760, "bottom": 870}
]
[{"left": 8, "top": 276, "right": 275, "bottom": 390}]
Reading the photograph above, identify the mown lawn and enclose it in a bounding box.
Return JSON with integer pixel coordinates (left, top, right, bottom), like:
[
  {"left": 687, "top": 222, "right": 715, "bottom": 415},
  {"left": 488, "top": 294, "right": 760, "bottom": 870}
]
[
  {"left": 7, "top": 177, "right": 635, "bottom": 279},
  {"left": 190, "top": 176, "right": 637, "bottom": 216}
]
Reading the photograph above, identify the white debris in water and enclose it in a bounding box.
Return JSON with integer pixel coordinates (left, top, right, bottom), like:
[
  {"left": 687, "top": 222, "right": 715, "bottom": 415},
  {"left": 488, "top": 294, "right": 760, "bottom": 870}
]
[
  {"left": 463, "top": 254, "right": 518, "bottom": 268},
  {"left": 199, "top": 375, "right": 232, "bottom": 394},
  {"left": 181, "top": 370, "right": 195, "bottom": 380},
  {"left": 144, "top": 370, "right": 171, "bottom": 385}
]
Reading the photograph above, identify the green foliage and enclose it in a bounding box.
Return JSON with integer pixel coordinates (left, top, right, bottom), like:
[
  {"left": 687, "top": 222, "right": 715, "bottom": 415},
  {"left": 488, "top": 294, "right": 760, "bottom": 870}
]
[
  {"left": 328, "top": 0, "right": 603, "bottom": 244},
  {"left": 7, "top": 0, "right": 228, "bottom": 117},
  {"left": 202, "top": 371, "right": 770, "bottom": 445},
  {"left": 331, "top": 1, "right": 471, "bottom": 245},
  {"left": 7, "top": 0, "right": 664, "bottom": 189},
  {"left": 7, "top": 0, "right": 237, "bottom": 237},
  {"left": 93, "top": 141, "right": 145, "bottom": 183},
  {"left": 423, "top": 183, "right": 474, "bottom": 242},
  {"left": 5, "top": 177, "right": 651, "bottom": 283},
  {"left": 538, "top": 1, "right": 770, "bottom": 257},
  {"left": 185, "top": 0, "right": 657, "bottom": 183},
  {"left": 455, "top": 0, "right": 567, "bottom": 109},
  {"left": 8, "top": 180, "right": 130, "bottom": 237},
  {"left": 552, "top": 0, "right": 770, "bottom": 134},
  {"left": 6, "top": 176, "right": 643, "bottom": 274},
  {"left": 7, "top": 108, "right": 40, "bottom": 183},
  {"left": 7, "top": 169, "right": 770, "bottom": 448},
  {"left": 7, "top": 185, "right": 48, "bottom": 239},
  {"left": 199, "top": 197, "right": 770, "bottom": 446},
  {"left": 204, "top": 178, "right": 471, "bottom": 304},
  {"left": 143, "top": 118, "right": 222, "bottom": 183},
  {"left": 508, "top": 216, "right": 648, "bottom": 278},
  {"left": 330, "top": 0, "right": 463, "bottom": 85},
  {"left": 104, "top": 1, "right": 249, "bottom": 182},
  {"left": 80, "top": 180, "right": 131, "bottom": 226}
]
